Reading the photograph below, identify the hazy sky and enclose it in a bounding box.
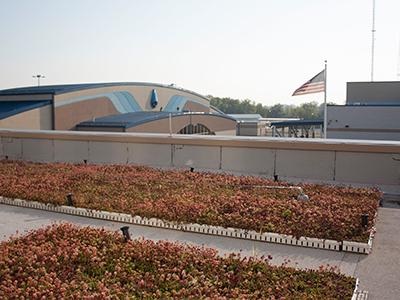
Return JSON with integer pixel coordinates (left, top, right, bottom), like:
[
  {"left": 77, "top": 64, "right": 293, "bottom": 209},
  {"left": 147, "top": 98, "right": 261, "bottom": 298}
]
[{"left": 1, "top": 0, "right": 399, "bottom": 105}]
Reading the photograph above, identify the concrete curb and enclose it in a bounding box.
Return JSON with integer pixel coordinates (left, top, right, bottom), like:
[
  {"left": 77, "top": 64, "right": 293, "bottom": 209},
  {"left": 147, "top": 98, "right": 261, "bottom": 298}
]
[{"left": 0, "top": 196, "right": 374, "bottom": 254}]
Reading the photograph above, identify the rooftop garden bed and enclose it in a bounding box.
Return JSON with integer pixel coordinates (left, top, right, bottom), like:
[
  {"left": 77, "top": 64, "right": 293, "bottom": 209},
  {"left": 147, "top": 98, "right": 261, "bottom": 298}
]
[
  {"left": 0, "top": 224, "right": 356, "bottom": 299},
  {"left": 0, "top": 160, "right": 380, "bottom": 242}
]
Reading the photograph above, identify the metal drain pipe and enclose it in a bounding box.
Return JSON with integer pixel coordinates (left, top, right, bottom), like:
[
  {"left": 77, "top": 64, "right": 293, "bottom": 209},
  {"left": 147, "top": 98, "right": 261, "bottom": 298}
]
[{"left": 238, "top": 185, "right": 309, "bottom": 201}]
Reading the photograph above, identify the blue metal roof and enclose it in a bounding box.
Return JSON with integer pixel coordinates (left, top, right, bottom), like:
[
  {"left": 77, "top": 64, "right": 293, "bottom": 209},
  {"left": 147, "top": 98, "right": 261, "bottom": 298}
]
[
  {"left": 76, "top": 111, "right": 236, "bottom": 129},
  {"left": 0, "top": 82, "right": 210, "bottom": 101},
  {"left": 0, "top": 101, "right": 51, "bottom": 120},
  {"left": 0, "top": 84, "right": 99, "bottom": 95},
  {"left": 270, "top": 119, "right": 323, "bottom": 127}
]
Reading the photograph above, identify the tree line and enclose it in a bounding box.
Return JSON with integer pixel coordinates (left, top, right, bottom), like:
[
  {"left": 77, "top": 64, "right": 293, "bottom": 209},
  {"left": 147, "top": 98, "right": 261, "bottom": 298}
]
[{"left": 209, "top": 96, "right": 330, "bottom": 120}]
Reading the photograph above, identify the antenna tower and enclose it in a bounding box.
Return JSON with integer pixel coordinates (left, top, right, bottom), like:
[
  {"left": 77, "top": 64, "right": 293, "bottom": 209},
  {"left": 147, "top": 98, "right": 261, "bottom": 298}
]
[
  {"left": 370, "top": 0, "right": 376, "bottom": 81},
  {"left": 397, "top": 36, "right": 400, "bottom": 79}
]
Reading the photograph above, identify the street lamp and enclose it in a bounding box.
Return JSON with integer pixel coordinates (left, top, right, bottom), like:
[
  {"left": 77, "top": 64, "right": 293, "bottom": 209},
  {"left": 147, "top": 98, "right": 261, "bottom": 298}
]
[{"left": 32, "top": 74, "right": 45, "bottom": 86}]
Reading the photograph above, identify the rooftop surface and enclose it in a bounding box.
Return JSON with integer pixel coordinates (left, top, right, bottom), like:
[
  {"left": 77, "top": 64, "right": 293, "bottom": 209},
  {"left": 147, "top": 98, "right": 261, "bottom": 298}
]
[{"left": 1, "top": 204, "right": 399, "bottom": 299}]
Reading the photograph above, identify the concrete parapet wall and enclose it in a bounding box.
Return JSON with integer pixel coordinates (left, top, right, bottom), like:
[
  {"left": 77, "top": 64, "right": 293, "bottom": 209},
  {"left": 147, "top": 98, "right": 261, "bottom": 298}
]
[{"left": 0, "top": 129, "right": 399, "bottom": 193}]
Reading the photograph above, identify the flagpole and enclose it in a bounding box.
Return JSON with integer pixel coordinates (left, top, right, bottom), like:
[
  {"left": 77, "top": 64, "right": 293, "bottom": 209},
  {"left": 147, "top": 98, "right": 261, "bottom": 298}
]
[{"left": 323, "top": 60, "right": 328, "bottom": 138}]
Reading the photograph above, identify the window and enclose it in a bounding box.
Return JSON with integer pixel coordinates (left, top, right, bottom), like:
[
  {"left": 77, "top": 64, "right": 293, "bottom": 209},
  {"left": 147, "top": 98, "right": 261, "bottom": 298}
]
[{"left": 178, "top": 123, "right": 215, "bottom": 135}]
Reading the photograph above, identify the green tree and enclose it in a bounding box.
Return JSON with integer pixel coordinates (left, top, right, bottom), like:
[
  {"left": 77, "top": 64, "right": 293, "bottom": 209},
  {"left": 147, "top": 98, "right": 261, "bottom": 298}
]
[{"left": 209, "top": 96, "right": 333, "bottom": 119}]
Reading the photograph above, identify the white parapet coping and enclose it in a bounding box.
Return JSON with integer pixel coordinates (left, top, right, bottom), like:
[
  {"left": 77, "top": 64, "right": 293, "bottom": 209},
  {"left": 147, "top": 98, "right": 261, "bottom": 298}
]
[
  {"left": 343, "top": 238, "right": 373, "bottom": 255},
  {"left": 352, "top": 278, "right": 360, "bottom": 300},
  {"left": 0, "top": 196, "right": 374, "bottom": 254},
  {"left": 351, "top": 278, "right": 369, "bottom": 300},
  {"left": 343, "top": 213, "right": 377, "bottom": 255}
]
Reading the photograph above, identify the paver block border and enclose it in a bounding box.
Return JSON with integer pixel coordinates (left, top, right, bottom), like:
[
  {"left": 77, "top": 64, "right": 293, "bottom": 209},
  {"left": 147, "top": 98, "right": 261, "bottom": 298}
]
[{"left": 0, "top": 196, "right": 374, "bottom": 254}]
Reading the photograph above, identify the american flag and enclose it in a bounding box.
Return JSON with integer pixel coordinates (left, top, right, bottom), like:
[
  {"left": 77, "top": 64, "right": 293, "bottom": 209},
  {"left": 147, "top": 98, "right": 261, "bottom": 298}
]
[{"left": 292, "top": 70, "right": 325, "bottom": 96}]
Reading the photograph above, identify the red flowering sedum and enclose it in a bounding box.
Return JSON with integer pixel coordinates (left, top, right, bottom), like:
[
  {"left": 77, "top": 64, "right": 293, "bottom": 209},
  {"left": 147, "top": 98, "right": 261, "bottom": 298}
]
[
  {"left": 0, "top": 224, "right": 356, "bottom": 299},
  {"left": 0, "top": 160, "right": 380, "bottom": 242}
]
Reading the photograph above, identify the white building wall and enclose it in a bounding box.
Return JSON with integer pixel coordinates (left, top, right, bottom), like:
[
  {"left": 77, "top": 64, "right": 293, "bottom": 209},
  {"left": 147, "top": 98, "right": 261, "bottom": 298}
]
[
  {"left": 347, "top": 82, "right": 400, "bottom": 105},
  {"left": 327, "top": 106, "right": 400, "bottom": 141}
]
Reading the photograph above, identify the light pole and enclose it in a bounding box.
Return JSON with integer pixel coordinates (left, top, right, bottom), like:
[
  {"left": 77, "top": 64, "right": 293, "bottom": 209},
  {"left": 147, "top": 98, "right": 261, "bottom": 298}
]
[{"left": 32, "top": 74, "right": 45, "bottom": 86}]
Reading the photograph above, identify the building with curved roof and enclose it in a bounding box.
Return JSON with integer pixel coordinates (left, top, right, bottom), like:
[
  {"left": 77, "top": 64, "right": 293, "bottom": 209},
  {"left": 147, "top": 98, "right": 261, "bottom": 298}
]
[{"left": 0, "top": 82, "right": 237, "bottom": 135}]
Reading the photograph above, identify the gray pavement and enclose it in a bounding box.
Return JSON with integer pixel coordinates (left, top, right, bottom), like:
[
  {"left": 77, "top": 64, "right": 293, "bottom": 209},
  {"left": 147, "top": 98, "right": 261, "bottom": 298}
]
[
  {"left": 354, "top": 207, "right": 400, "bottom": 300},
  {"left": 1, "top": 204, "right": 399, "bottom": 299}
]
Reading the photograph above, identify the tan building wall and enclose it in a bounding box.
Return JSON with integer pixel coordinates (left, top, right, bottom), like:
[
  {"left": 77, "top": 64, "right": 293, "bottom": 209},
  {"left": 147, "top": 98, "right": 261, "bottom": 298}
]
[
  {"left": 0, "top": 106, "right": 52, "bottom": 130},
  {"left": 214, "top": 129, "right": 237, "bottom": 136},
  {"left": 0, "top": 83, "right": 214, "bottom": 132},
  {"left": 53, "top": 84, "right": 210, "bottom": 130},
  {"left": 237, "top": 122, "right": 267, "bottom": 136},
  {"left": 183, "top": 101, "right": 209, "bottom": 112},
  {"left": 77, "top": 126, "right": 124, "bottom": 132},
  {"left": 55, "top": 97, "right": 119, "bottom": 130}
]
